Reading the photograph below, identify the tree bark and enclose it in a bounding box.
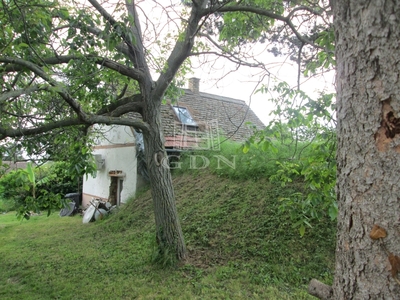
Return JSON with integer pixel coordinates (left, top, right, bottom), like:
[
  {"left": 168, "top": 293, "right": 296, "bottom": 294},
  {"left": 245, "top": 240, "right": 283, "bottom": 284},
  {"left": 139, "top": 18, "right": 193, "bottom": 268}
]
[
  {"left": 332, "top": 0, "right": 400, "bottom": 298},
  {"left": 142, "top": 87, "right": 187, "bottom": 261},
  {"left": 308, "top": 279, "right": 333, "bottom": 300}
]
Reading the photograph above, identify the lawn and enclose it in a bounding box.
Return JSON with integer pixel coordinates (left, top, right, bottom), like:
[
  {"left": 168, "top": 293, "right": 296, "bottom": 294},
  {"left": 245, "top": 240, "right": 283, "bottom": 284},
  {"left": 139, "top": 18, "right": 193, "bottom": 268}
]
[{"left": 0, "top": 172, "right": 335, "bottom": 299}]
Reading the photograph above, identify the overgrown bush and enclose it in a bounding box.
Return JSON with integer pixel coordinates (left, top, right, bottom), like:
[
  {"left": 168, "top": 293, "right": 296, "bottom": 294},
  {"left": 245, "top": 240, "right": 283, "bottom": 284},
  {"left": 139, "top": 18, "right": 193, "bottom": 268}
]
[
  {"left": 244, "top": 82, "right": 337, "bottom": 235},
  {"left": 174, "top": 83, "right": 337, "bottom": 236},
  {"left": 0, "top": 161, "right": 78, "bottom": 217},
  {"left": 172, "top": 138, "right": 286, "bottom": 181},
  {"left": 36, "top": 161, "right": 81, "bottom": 196}
]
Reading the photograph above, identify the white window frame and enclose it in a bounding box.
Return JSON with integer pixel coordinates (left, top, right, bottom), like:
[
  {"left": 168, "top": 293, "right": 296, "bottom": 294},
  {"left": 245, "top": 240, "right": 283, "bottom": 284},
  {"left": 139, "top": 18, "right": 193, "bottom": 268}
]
[{"left": 172, "top": 106, "right": 197, "bottom": 126}]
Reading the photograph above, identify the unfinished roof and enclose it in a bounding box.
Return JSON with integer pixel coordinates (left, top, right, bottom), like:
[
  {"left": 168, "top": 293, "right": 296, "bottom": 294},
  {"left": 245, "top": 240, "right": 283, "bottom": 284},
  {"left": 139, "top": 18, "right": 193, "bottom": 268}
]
[{"left": 162, "top": 78, "right": 265, "bottom": 149}]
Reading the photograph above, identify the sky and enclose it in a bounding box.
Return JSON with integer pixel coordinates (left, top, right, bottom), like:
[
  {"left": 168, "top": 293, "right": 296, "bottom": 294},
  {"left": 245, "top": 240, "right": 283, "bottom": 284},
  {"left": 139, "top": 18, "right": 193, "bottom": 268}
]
[
  {"left": 133, "top": 0, "right": 336, "bottom": 125},
  {"left": 189, "top": 55, "right": 335, "bottom": 125},
  {"left": 79, "top": 0, "right": 336, "bottom": 125}
]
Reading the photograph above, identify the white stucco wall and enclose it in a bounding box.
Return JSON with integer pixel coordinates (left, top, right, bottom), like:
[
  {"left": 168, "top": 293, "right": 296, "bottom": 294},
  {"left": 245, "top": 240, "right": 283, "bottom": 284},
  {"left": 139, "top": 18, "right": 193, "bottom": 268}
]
[{"left": 82, "top": 125, "right": 137, "bottom": 207}]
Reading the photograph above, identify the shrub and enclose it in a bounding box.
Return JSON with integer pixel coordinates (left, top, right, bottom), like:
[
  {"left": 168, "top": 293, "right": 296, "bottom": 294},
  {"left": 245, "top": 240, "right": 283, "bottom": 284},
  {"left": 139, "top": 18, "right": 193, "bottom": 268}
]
[
  {"left": 172, "top": 139, "right": 279, "bottom": 180},
  {"left": 0, "top": 162, "right": 78, "bottom": 218}
]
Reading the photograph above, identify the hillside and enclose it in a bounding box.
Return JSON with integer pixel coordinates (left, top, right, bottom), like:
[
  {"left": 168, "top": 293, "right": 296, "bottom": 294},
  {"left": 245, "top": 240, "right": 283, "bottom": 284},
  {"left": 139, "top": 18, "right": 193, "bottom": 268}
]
[
  {"left": 0, "top": 171, "right": 336, "bottom": 299},
  {"left": 105, "top": 170, "right": 336, "bottom": 295}
]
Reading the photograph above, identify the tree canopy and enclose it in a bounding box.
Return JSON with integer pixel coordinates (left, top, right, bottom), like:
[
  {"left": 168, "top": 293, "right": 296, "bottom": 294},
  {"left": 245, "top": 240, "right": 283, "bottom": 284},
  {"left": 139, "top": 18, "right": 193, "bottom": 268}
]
[
  {"left": 0, "top": 0, "right": 332, "bottom": 262},
  {"left": 3, "top": 0, "right": 400, "bottom": 298},
  {"left": 0, "top": 0, "right": 332, "bottom": 150}
]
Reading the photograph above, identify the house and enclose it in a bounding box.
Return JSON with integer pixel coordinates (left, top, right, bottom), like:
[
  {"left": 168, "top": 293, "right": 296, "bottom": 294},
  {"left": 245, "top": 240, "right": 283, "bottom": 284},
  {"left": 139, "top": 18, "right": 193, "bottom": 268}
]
[{"left": 82, "top": 78, "right": 265, "bottom": 207}]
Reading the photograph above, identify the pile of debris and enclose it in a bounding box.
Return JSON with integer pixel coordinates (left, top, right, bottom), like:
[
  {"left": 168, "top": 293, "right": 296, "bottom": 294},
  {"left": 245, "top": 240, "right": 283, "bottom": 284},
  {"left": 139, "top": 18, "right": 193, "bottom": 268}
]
[
  {"left": 59, "top": 193, "right": 117, "bottom": 223},
  {"left": 82, "top": 199, "right": 117, "bottom": 223}
]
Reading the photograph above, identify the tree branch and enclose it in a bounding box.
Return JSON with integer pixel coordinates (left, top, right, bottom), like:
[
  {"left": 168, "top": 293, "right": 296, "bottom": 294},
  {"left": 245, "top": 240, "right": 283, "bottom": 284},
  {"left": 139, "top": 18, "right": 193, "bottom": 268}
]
[
  {"left": 53, "top": 22, "right": 136, "bottom": 63},
  {"left": 190, "top": 50, "right": 268, "bottom": 70},
  {"left": 0, "top": 84, "right": 51, "bottom": 102},
  {"left": 213, "top": 4, "right": 324, "bottom": 50},
  {"left": 108, "top": 102, "right": 143, "bottom": 117},
  {"left": 117, "top": 83, "right": 129, "bottom": 99},
  {"left": 193, "top": 32, "right": 269, "bottom": 70},
  {"left": 0, "top": 115, "right": 150, "bottom": 140},
  {"left": 87, "top": 0, "right": 149, "bottom": 75},
  {"left": 0, "top": 56, "right": 85, "bottom": 117},
  {"left": 1, "top": 55, "right": 144, "bottom": 81},
  {"left": 153, "top": 0, "right": 207, "bottom": 100},
  {"left": 96, "top": 94, "right": 143, "bottom": 116},
  {"left": 125, "top": 0, "right": 149, "bottom": 73},
  {"left": 0, "top": 118, "right": 84, "bottom": 140},
  {"left": 0, "top": 56, "right": 146, "bottom": 130}
]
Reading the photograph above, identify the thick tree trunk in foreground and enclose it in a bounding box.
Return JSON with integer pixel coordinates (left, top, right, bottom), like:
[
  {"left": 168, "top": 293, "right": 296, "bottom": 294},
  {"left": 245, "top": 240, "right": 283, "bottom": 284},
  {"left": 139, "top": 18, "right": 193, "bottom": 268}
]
[
  {"left": 143, "top": 91, "right": 187, "bottom": 261},
  {"left": 331, "top": 0, "right": 400, "bottom": 298}
]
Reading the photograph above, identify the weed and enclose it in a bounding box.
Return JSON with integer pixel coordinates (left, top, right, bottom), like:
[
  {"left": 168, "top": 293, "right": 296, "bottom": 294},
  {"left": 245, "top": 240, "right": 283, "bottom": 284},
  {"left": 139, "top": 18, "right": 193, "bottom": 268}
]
[{"left": 0, "top": 171, "right": 335, "bottom": 299}]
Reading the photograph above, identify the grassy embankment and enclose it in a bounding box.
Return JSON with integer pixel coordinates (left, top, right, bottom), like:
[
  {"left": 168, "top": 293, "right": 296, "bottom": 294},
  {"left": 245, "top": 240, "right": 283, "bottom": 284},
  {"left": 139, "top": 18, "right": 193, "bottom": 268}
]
[{"left": 0, "top": 143, "right": 336, "bottom": 299}]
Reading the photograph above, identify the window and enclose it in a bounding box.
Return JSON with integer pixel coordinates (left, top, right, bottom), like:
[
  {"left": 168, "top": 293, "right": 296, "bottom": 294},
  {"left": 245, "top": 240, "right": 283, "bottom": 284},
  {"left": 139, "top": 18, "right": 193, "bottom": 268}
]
[{"left": 172, "top": 106, "right": 197, "bottom": 126}]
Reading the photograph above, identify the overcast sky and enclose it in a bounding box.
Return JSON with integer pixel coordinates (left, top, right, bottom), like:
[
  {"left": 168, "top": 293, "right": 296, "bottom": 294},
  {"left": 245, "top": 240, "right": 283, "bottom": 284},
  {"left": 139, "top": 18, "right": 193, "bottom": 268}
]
[
  {"left": 189, "top": 55, "right": 335, "bottom": 125},
  {"left": 133, "top": 1, "right": 336, "bottom": 125},
  {"left": 112, "top": 0, "right": 336, "bottom": 125}
]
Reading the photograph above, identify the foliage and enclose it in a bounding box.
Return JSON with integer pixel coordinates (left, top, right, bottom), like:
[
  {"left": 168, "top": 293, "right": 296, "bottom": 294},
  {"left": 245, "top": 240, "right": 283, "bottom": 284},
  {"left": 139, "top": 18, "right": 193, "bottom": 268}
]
[
  {"left": 0, "top": 144, "right": 24, "bottom": 162},
  {"left": 49, "top": 136, "right": 97, "bottom": 179},
  {"left": 0, "top": 162, "right": 78, "bottom": 216},
  {"left": 304, "top": 27, "right": 335, "bottom": 76},
  {"left": 205, "top": 1, "right": 336, "bottom": 236},
  {"left": 38, "top": 161, "right": 84, "bottom": 195},
  {"left": 0, "top": 0, "right": 335, "bottom": 260},
  {"left": 172, "top": 122, "right": 336, "bottom": 237},
  {"left": 206, "top": 0, "right": 334, "bottom": 80},
  {"left": 0, "top": 0, "right": 133, "bottom": 164},
  {"left": 217, "top": 1, "right": 284, "bottom": 47},
  {"left": 0, "top": 159, "right": 8, "bottom": 178},
  {"left": 244, "top": 82, "right": 336, "bottom": 235},
  {"left": 0, "top": 171, "right": 335, "bottom": 299},
  {"left": 173, "top": 138, "right": 273, "bottom": 180}
]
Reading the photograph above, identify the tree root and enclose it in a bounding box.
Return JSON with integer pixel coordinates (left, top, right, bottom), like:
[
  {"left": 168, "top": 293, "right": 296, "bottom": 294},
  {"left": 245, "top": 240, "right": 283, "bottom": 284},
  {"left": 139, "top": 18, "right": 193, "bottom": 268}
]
[{"left": 308, "top": 279, "right": 333, "bottom": 300}]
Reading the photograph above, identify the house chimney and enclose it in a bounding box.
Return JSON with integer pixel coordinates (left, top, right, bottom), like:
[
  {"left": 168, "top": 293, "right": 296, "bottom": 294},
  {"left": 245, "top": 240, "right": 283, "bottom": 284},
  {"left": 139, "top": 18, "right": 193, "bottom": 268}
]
[{"left": 188, "top": 77, "right": 200, "bottom": 94}]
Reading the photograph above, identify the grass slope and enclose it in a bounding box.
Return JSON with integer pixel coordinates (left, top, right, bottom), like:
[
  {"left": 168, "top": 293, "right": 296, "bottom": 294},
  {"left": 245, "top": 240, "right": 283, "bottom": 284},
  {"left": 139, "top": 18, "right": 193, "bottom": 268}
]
[{"left": 0, "top": 171, "right": 335, "bottom": 299}]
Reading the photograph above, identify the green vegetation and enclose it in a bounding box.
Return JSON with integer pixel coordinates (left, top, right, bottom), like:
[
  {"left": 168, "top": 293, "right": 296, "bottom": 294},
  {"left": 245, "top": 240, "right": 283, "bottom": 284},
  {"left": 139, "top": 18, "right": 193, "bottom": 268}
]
[
  {"left": 175, "top": 81, "right": 336, "bottom": 237},
  {"left": 0, "top": 0, "right": 334, "bottom": 262},
  {"left": 0, "top": 168, "right": 335, "bottom": 299},
  {"left": 0, "top": 162, "right": 79, "bottom": 217},
  {"left": 176, "top": 130, "right": 335, "bottom": 236},
  {"left": 247, "top": 82, "right": 336, "bottom": 236},
  {"left": 0, "top": 83, "right": 337, "bottom": 298}
]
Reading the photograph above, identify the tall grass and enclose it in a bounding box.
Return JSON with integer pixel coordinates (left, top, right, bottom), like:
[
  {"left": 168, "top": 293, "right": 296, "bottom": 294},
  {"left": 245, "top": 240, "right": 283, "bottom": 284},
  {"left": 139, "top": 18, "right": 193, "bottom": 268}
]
[
  {"left": 172, "top": 138, "right": 313, "bottom": 180},
  {"left": 0, "top": 168, "right": 336, "bottom": 299},
  {"left": 173, "top": 135, "right": 337, "bottom": 236},
  {"left": 0, "top": 132, "right": 336, "bottom": 299}
]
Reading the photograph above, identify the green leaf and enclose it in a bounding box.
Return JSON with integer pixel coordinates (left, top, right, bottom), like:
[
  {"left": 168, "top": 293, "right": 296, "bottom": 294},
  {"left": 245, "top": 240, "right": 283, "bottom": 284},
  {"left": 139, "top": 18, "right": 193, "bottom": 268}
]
[
  {"left": 18, "top": 42, "right": 29, "bottom": 49},
  {"left": 328, "top": 202, "right": 338, "bottom": 220},
  {"left": 26, "top": 163, "right": 35, "bottom": 185},
  {"left": 261, "top": 140, "right": 269, "bottom": 151},
  {"left": 299, "top": 224, "right": 306, "bottom": 237},
  {"left": 242, "top": 143, "right": 250, "bottom": 154}
]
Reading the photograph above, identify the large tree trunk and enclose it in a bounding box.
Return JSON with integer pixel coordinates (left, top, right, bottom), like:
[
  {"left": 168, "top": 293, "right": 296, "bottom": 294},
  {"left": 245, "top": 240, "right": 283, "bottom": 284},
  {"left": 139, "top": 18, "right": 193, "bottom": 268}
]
[
  {"left": 332, "top": 0, "right": 400, "bottom": 298},
  {"left": 142, "top": 89, "right": 187, "bottom": 261}
]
